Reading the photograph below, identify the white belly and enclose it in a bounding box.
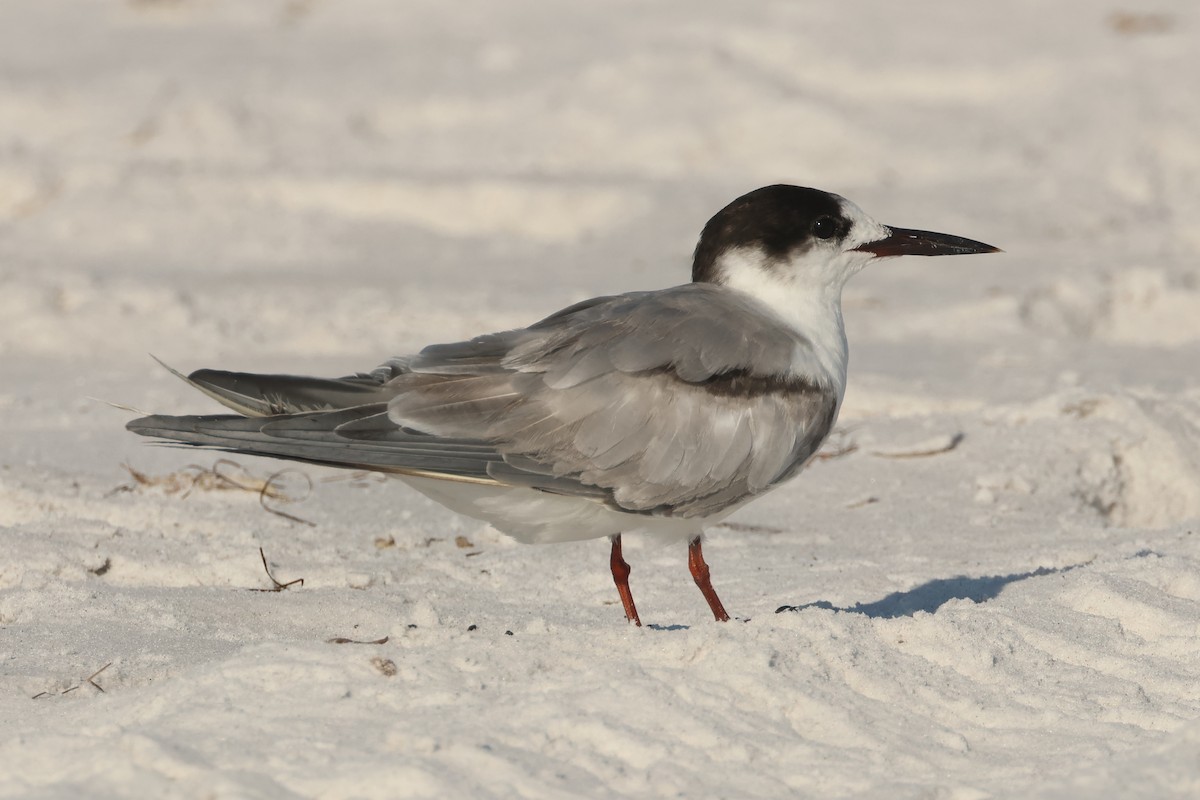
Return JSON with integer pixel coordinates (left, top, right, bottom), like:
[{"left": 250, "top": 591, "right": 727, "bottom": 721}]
[{"left": 397, "top": 474, "right": 728, "bottom": 545}]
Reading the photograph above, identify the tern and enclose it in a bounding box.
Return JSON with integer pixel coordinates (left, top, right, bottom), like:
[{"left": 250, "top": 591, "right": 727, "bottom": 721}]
[{"left": 127, "top": 185, "right": 999, "bottom": 626}]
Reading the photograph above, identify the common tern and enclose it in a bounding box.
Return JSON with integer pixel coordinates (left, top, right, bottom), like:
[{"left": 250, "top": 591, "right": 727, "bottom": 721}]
[{"left": 127, "top": 185, "right": 999, "bottom": 625}]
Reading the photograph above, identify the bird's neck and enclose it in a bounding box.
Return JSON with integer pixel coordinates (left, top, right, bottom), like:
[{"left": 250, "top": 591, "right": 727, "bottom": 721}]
[{"left": 716, "top": 266, "right": 850, "bottom": 400}]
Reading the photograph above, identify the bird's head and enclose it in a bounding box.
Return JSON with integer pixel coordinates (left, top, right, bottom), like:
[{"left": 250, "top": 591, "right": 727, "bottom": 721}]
[{"left": 692, "top": 185, "right": 1000, "bottom": 299}]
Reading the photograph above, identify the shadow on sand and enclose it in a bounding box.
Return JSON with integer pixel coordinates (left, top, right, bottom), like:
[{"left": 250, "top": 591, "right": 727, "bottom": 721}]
[{"left": 775, "top": 562, "right": 1090, "bottom": 619}]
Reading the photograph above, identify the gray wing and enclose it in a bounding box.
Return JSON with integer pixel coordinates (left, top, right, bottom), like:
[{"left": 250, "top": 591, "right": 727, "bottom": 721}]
[
  {"left": 386, "top": 283, "right": 839, "bottom": 516},
  {"left": 128, "top": 405, "right": 502, "bottom": 481},
  {"left": 129, "top": 283, "right": 838, "bottom": 517},
  {"left": 127, "top": 405, "right": 608, "bottom": 500}
]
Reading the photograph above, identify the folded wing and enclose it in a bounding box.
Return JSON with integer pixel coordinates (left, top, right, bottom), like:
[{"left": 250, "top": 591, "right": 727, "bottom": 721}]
[{"left": 128, "top": 284, "right": 839, "bottom": 517}]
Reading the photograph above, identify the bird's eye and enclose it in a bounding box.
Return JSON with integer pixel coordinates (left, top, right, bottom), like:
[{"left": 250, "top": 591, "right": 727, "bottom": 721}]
[{"left": 811, "top": 216, "right": 838, "bottom": 240}]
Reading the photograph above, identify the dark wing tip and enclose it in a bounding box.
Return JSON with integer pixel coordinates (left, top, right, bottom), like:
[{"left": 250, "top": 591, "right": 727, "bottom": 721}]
[{"left": 126, "top": 414, "right": 187, "bottom": 437}]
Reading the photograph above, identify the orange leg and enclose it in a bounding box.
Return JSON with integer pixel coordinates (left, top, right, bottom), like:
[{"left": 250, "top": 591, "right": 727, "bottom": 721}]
[
  {"left": 610, "top": 534, "right": 641, "bottom": 626},
  {"left": 688, "top": 536, "right": 731, "bottom": 622}
]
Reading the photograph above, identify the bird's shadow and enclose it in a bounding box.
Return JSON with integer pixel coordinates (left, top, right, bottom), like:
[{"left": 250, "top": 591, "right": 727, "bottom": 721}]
[{"left": 776, "top": 562, "right": 1089, "bottom": 619}]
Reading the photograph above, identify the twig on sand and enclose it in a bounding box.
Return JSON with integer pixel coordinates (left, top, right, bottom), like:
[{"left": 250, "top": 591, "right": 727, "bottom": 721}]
[
  {"left": 117, "top": 458, "right": 285, "bottom": 498},
  {"left": 870, "top": 432, "right": 964, "bottom": 459},
  {"left": 31, "top": 662, "right": 113, "bottom": 699},
  {"left": 257, "top": 469, "right": 315, "bottom": 527},
  {"left": 115, "top": 459, "right": 316, "bottom": 526},
  {"left": 249, "top": 547, "right": 304, "bottom": 592},
  {"left": 85, "top": 662, "right": 112, "bottom": 692}
]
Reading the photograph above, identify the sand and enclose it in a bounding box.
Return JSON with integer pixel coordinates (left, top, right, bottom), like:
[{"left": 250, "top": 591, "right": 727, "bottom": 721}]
[{"left": 1, "top": 2, "right": 1198, "bottom": 797}]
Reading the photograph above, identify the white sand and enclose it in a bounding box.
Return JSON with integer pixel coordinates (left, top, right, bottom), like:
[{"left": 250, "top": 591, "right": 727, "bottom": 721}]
[{"left": 2, "top": 2, "right": 1199, "bottom": 797}]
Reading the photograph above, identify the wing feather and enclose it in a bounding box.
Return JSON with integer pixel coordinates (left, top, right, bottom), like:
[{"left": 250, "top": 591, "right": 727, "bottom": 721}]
[{"left": 385, "top": 283, "right": 839, "bottom": 516}]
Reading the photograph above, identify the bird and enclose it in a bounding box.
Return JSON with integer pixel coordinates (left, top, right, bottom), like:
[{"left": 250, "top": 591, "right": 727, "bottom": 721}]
[{"left": 126, "top": 185, "right": 999, "bottom": 626}]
